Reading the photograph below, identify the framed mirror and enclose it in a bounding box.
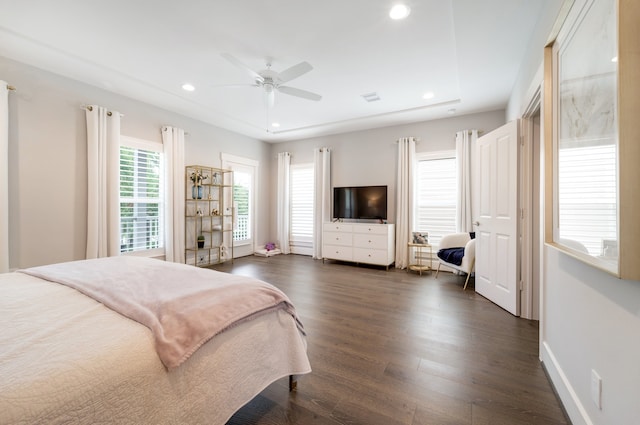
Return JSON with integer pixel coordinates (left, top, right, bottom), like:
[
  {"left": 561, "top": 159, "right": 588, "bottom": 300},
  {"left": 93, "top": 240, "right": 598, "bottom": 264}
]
[{"left": 545, "top": 0, "right": 640, "bottom": 280}]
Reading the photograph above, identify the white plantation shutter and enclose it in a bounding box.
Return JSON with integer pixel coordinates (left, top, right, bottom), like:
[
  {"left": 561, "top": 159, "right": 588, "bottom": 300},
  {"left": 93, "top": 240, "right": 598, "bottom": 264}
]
[
  {"left": 415, "top": 153, "right": 457, "bottom": 250},
  {"left": 558, "top": 143, "right": 617, "bottom": 255},
  {"left": 233, "top": 171, "right": 251, "bottom": 242},
  {"left": 290, "top": 164, "right": 314, "bottom": 254},
  {"left": 119, "top": 138, "right": 164, "bottom": 254}
]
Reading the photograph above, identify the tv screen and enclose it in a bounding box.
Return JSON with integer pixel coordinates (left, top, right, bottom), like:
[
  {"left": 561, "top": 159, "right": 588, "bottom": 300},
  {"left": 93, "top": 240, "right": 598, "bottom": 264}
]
[{"left": 333, "top": 186, "right": 387, "bottom": 220}]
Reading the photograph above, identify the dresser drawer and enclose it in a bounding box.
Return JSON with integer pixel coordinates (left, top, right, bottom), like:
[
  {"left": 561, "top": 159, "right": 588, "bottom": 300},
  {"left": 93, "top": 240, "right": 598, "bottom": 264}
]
[
  {"left": 353, "top": 248, "right": 390, "bottom": 265},
  {"left": 323, "top": 222, "right": 353, "bottom": 233},
  {"left": 324, "top": 231, "right": 352, "bottom": 246},
  {"left": 353, "top": 233, "right": 388, "bottom": 249},
  {"left": 323, "top": 245, "right": 353, "bottom": 261},
  {"left": 352, "top": 224, "right": 389, "bottom": 235}
]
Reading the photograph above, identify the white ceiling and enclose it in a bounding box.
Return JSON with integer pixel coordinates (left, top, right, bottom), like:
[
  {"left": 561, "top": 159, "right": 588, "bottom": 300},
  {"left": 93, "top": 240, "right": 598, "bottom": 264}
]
[{"left": 0, "top": 0, "right": 546, "bottom": 142}]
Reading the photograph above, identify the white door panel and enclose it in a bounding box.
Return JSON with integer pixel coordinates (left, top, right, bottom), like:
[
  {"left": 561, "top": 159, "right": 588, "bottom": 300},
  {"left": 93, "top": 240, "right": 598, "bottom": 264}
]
[{"left": 475, "top": 121, "right": 520, "bottom": 316}]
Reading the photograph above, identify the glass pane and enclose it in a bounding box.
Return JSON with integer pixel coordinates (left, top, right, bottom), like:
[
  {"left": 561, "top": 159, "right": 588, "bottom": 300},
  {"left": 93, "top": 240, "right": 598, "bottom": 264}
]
[
  {"left": 233, "top": 171, "right": 251, "bottom": 242},
  {"left": 290, "top": 165, "right": 314, "bottom": 240},
  {"left": 556, "top": 0, "right": 617, "bottom": 264},
  {"left": 415, "top": 157, "right": 457, "bottom": 248},
  {"left": 119, "top": 146, "right": 163, "bottom": 253}
]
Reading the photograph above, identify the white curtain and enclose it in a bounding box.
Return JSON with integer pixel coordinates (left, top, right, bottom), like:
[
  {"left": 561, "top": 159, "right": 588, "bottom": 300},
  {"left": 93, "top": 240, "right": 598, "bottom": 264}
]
[
  {"left": 276, "top": 152, "right": 291, "bottom": 254},
  {"left": 0, "top": 82, "right": 9, "bottom": 272},
  {"left": 85, "top": 105, "right": 121, "bottom": 259},
  {"left": 312, "top": 147, "right": 331, "bottom": 259},
  {"left": 395, "top": 137, "right": 416, "bottom": 269},
  {"left": 162, "top": 126, "right": 185, "bottom": 263},
  {"left": 455, "top": 129, "right": 477, "bottom": 232}
]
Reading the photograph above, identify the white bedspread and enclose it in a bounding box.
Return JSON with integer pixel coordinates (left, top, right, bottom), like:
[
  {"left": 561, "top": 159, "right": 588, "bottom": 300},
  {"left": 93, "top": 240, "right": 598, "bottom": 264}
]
[
  {"left": 0, "top": 269, "right": 311, "bottom": 424},
  {"left": 19, "top": 256, "right": 305, "bottom": 369}
]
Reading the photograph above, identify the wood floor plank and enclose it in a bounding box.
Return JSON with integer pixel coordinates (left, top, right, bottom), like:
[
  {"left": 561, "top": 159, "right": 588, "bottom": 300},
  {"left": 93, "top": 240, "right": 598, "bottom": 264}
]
[{"left": 217, "top": 255, "right": 570, "bottom": 425}]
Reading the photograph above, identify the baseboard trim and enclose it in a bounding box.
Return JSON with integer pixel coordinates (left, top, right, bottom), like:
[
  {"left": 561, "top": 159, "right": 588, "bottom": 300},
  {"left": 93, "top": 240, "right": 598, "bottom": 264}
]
[{"left": 541, "top": 341, "right": 593, "bottom": 425}]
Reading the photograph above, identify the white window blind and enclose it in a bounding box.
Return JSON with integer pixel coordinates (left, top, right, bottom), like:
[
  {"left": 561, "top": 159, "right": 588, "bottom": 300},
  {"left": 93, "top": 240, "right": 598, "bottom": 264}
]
[
  {"left": 558, "top": 143, "right": 617, "bottom": 256},
  {"left": 119, "top": 139, "right": 164, "bottom": 254},
  {"left": 415, "top": 154, "right": 457, "bottom": 249},
  {"left": 233, "top": 171, "right": 251, "bottom": 242},
  {"left": 290, "top": 164, "right": 314, "bottom": 254}
]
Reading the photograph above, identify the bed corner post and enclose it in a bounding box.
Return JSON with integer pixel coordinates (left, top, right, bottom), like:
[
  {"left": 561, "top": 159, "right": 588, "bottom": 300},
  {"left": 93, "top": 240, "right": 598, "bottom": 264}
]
[{"left": 288, "top": 375, "right": 298, "bottom": 392}]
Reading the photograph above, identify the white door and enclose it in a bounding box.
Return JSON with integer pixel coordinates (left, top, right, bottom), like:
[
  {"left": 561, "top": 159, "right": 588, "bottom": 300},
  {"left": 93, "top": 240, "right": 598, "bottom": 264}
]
[{"left": 475, "top": 120, "right": 520, "bottom": 315}]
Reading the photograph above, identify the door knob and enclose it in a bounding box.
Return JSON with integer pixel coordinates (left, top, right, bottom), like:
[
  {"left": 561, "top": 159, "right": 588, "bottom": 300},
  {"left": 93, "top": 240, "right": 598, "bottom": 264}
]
[{"left": 473, "top": 221, "right": 480, "bottom": 226}]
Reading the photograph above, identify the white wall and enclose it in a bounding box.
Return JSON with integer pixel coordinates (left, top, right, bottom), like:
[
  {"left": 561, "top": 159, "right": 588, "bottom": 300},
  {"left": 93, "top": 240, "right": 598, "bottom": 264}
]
[
  {"left": 267, "top": 110, "right": 505, "bottom": 241},
  {"left": 507, "top": 2, "right": 640, "bottom": 424},
  {"left": 2, "top": 56, "right": 271, "bottom": 269}
]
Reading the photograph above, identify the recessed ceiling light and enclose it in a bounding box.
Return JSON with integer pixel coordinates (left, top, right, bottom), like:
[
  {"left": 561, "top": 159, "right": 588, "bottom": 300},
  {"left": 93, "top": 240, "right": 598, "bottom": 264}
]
[
  {"left": 182, "top": 83, "right": 195, "bottom": 92},
  {"left": 271, "top": 122, "right": 281, "bottom": 128},
  {"left": 389, "top": 4, "right": 411, "bottom": 20},
  {"left": 423, "top": 91, "right": 435, "bottom": 100}
]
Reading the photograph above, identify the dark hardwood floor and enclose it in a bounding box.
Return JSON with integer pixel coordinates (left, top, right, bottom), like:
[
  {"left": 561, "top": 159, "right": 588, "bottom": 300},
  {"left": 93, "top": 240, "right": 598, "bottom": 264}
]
[{"left": 211, "top": 254, "right": 569, "bottom": 425}]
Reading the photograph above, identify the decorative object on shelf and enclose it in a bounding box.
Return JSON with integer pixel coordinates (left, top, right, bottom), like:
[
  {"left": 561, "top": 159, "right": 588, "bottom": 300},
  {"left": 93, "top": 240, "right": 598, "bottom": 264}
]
[
  {"left": 191, "top": 185, "right": 203, "bottom": 199},
  {"left": 190, "top": 170, "right": 208, "bottom": 185},
  {"left": 190, "top": 170, "right": 208, "bottom": 199},
  {"left": 197, "top": 235, "right": 205, "bottom": 249},
  {"left": 212, "top": 172, "right": 220, "bottom": 185},
  {"left": 412, "top": 231, "right": 428, "bottom": 244},
  {"left": 212, "top": 209, "right": 219, "bottom": 216}
]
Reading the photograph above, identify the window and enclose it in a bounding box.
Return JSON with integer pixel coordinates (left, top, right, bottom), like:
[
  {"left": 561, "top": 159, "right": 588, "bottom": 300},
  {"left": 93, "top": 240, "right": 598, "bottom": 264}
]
[
  {"left": 414, "top": 152, "right": 457, "bottom": 250},
  {"left": 119, "top": 137, "right": 164, "bottom": 255},
  {"left": 233, "top": 171, "right": 251, "bottom": 242},
  {"left": 222, "top": 153, "right": 258, "bottom": 257},
  {"left": 290, "top": 163, "right": 314, "bottom": 255}
]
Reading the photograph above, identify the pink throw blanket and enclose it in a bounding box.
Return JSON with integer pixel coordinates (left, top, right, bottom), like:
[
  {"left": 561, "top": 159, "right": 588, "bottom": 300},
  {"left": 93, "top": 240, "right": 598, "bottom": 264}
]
[{"left": 19, "top": 256, "right": 305, "bottom": 369}]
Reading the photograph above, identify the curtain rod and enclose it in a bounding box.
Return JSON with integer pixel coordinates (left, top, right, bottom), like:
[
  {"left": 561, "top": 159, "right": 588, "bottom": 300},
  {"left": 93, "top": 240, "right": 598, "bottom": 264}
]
[
  {"left": 395, "top": 137, "right": 421, "bottom": 143},
  {"left": 161, "top": 127, "right": 190, "bottom": 136},
  {"left": 81, "top": 105, "right": 124, "bottom": 117},
  {"left": 6, "top": 84, "right": 16, "bottom": 91}
]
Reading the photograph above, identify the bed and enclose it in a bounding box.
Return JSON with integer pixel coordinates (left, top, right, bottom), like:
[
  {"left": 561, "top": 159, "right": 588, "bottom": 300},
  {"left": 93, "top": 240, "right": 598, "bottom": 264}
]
[{"left": 0, "top": 256, "right": 311, "bottom": 424}]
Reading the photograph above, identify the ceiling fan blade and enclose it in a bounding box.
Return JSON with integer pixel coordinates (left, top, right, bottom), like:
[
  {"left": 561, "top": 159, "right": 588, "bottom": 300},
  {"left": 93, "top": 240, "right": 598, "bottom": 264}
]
[
  {"left": 221, "top": 53, "right": 264, "bottom": 82},
  {"left": 278, "top": 85, "right": 322, "bottom": 101},
  {"left": 277, "top": 61, "right": 313, "bottom": 84}
]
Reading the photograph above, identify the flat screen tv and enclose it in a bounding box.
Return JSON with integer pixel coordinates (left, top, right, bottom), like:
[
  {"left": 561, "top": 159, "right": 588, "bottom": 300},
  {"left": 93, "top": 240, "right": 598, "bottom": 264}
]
[{"left": 333, "top": 185, "right": 387, "bottom": 220}]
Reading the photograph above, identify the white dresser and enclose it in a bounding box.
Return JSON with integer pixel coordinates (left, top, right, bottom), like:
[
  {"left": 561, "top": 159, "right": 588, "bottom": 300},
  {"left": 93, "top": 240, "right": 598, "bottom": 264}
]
[{"left": 322, "top": 222, "right": 395, "bottom": 269}]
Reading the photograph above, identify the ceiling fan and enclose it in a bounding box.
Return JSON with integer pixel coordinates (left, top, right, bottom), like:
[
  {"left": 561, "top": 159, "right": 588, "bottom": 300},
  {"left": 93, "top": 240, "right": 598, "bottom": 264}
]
[{"left": 220, "top": 53, "right": 322, "bottom": 108}]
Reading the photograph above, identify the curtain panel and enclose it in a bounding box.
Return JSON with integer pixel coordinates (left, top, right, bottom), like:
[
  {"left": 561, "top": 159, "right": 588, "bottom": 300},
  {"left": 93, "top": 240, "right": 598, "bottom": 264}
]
[
  {"left": 85, "top": 105, "right": 121, "bottom": 259},
  {"left": 0, "top": 82, "right": 9, "bottom": 272},
  {"left": 455, "top": 129, "right": 477, "bottom": 232},
  {"left": 312, "top": 147, "right": 331, "bottom": 259},
  {"left": 276, "top": 152, "right": 291, "bottom": 254},
  {"left": 162, "top": 126, "right": 185, "bottom": 263},
  {"left": 395, "top": 137, "right": 416, "bottom": 269}
]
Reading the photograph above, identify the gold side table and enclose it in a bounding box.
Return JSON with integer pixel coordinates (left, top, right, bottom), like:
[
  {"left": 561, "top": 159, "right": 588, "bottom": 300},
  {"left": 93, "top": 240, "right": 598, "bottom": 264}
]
[{"left": 407, "top": 243, "right": 432, "bottom": 275}]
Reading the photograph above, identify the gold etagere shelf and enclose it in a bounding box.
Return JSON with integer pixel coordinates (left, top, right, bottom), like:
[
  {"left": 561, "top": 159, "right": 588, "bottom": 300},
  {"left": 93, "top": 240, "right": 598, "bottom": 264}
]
[{"left": 185, "top": 165, "right": 234, "bottom": 267}]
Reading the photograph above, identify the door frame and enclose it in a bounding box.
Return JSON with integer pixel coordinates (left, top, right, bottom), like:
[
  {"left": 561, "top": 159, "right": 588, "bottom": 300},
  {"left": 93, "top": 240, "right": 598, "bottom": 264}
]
[{"left": 519, "top": 87, "right": 542, "bottom": 320}]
